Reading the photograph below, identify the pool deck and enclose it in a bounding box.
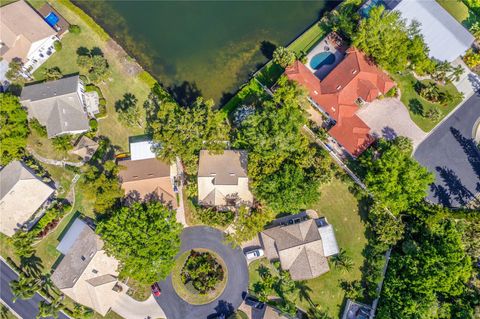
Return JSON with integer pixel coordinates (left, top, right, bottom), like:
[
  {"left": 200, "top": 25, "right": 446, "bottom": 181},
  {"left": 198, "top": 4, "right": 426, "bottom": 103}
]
[
  {"left": 306, "top": 35, "right": 347, "bottom": 80},
  {"left": 38, "top": 3, "right": 70, "bottom": 37}
]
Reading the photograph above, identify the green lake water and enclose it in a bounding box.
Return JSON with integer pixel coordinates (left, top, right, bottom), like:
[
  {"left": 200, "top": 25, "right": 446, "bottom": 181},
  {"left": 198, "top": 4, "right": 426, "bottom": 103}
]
[{"left": 74, "top": 0, "right": 337, "bottom": 104}]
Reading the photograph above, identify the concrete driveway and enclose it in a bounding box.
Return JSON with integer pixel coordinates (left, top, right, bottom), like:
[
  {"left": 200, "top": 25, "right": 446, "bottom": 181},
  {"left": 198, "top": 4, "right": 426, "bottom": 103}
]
[
  {"left": 357, "top": 98, "right": 427, "bottom": 148},
  {"left": 414, "top": 93, "right": 480, "bottom": 207},
  {"left": 112, "top": 294, "right": 165, "bottom": 319},
  {"left": 155, "top": 226, "right": 249, "bottom": 319}
]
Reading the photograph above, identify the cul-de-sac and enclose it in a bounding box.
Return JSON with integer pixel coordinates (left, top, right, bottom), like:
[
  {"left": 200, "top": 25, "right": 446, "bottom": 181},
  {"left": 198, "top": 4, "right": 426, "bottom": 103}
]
[{"left": 0, "top": 0, "right": 479, "bottom": 318}]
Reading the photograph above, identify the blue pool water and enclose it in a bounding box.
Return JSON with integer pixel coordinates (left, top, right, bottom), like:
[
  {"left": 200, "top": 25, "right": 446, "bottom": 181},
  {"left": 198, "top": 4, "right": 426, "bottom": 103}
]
[
  {"left": 44, "top": 12, "right": 59, "bottom": 27},
  {"left": 309, "top": 52, "right": 335, "bottom": 70}
]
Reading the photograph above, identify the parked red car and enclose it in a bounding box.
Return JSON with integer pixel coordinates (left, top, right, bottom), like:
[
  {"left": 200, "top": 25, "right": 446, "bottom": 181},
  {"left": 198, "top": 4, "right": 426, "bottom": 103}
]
[{"left": 151, "top": 283, "right": 161, "bottom": 297}]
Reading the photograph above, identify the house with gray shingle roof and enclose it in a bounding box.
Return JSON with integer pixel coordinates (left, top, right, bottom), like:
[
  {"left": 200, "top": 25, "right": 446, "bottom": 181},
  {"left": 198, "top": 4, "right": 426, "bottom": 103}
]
[
  {"left": 260, "top": 216, "right": 339, "bottom": 280},
  {"left": 51, "top": 217, "right": 126, "bottom": 316},
  {"left": 20, "top": 75, "right": 91, "bottom": 138},
  {"left": 0, "top": 160, "right": 55, "bottom": 236}
]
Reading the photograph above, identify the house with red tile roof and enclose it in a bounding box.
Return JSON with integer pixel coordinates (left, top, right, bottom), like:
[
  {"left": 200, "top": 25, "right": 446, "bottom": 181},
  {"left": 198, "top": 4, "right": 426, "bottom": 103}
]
[{"left": 285, "top": 47, "right": 395, "bottom": 157}]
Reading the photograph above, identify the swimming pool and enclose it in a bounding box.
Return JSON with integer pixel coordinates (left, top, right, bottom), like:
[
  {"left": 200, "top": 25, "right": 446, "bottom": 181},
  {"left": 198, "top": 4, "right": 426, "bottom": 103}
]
[
  {"left": 309, "top": 52, "right": 335, "bottom": 70},
  {"left": 44, "top": 12, "right": 59, "bottom": 28}
]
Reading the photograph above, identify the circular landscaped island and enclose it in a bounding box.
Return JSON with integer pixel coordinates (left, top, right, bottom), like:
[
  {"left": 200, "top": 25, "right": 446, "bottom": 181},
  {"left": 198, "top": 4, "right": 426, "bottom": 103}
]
[{"left": 171, "top": 249, "right": 228, "bottom": 305}]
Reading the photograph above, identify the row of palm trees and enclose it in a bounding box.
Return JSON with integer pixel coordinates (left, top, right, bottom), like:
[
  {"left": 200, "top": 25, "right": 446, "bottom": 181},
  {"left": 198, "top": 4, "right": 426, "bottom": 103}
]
[
  {"left": 251, "top": 249, "right": 354, "bottom": 319},
  {"left": 8, "top": 230, "right": 93, "bottom": 318}
]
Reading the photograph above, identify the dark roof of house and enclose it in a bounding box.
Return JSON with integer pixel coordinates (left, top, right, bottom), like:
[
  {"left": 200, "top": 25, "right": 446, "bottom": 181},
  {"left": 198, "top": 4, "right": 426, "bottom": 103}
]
[
  {"left": 51, "top": 218, "right": 103, "bottom": 289},
  {"left": 20, "top": 75, "right": 80, "bottom": 102}
]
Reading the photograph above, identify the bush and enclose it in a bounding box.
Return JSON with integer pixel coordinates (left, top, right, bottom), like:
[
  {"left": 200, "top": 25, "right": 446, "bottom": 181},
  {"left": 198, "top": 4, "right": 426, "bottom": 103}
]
[
  {"left": 53, "top": 40, "right": 62, "bottom": 52},
  {"left": 29, "top": 118, "right": 47, "bottom": 137},
  {"left": 89, "top": 119, "right": 98, "bottom": 132},
  {"left": 272, "top": 46, "right": 296, "bottom": 68},
  {"left": 52, "top": 134, "right": 73, "bottom": 151},
  {"left": 385, "top": 86, "right": 398, "bottom": 98},
  {"left": 425, "top": 108, "right": 442, "bottom": 121},
  {"left": 464, "top": 49, "right": 480, "bottom": 70},
  {"left": 68, "top": 24, "right": 81, "bottom": 34},
  {"left": 181, "top": 250, "right": 224, "bottom": 293},
  {"left": 189, "top": 200, "right": 234, "bottom": 227}
]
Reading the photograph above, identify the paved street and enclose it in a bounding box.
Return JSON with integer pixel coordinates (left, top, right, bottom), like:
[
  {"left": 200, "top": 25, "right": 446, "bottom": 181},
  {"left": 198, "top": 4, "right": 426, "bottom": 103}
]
[
  {"left": 0, "top": 260, "right": 69, "bottom": 319},
  {"left": 156, "top": 226, "right": 249, "bottom": 319},
  {"left": 414, "top": 93, "right": 480, "bottom": 207}
]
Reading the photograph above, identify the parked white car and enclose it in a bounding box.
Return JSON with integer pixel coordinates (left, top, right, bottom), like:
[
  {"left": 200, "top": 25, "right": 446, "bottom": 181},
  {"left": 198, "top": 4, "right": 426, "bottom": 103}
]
[{"left": 245, "top": 248, "right": 264, "bottom": 260}]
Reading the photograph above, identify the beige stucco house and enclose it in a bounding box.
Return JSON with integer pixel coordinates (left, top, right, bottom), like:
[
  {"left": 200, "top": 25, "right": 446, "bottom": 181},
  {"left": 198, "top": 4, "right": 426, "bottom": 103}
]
[
  {"left": 0, "top": 0, "right": 57, "bottom": 72},
  {"left": 260, "top": 216, "right": 339, "bottom": 280},
  {"left": 197, "top": 150, "right": 253, "bottom": 208},
  {"left": 0, "top": 161, "right": 55, "bottom": 237},
  {"left": 51, "top": 217, "right": 126, "bottom": 316},
  {"left": 118, "top": 138, "right": 177, "bottom": 207}
]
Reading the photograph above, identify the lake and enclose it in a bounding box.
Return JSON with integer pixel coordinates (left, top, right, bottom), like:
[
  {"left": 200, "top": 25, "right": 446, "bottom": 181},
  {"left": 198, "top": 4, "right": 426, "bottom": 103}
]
[{"left": 74, "top": 0, "right": 337, "bottom": 105}]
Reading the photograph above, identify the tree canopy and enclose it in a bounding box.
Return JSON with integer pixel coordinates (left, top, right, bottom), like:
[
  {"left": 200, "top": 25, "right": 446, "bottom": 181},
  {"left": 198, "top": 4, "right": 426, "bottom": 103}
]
[
  {"left": 147, "top": 85, "right": 230, "bottom": 174},
  {"left": 378, "top": 215, "right": 474, "bottom": 319},
  {"left": 227, "top": 206, "right": 275, "bottom": 247},
  {"left": 272, "top": 46, "right": 296, "bottom": 68},
  {"left": 353, "top": 5, "right": 433, "bottom": 74},
  {"left": 359, "top": 138, "right": 434, "bottom": 214},
  {"left": 80, "top": 160, "right": 123, "bottom": 213},
  {"left": 234, "top": 77, "right": 332, "bottom": 213},
  {"left": 0, "top": 93, "right": 29, "bottom": 165},
  {"left": 97, "top": 201, "right": 182, "bottom": 284}
]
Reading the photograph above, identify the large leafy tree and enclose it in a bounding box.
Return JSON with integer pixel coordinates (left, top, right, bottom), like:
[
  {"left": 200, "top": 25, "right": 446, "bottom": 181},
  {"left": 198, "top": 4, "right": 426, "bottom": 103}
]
[
  {"left": 378, "top": 217, "right": 474, "bottom": 319},
  {"left": 147, "top": 85, "right": 230, "bottom": 174},
  {"left": 359, "top": 138, "right": 434, "bottom": 214},
  {"left": 0, "top": 93, "right": 29, "bottom": 165},
  {"left": 9, "top": 274, "right": 39, "bottom": 302},
  {"left": 234, "top": 77, "right": 331, "bottom": 212},
  {"left": 80, "top": 160, "right": 123, "bottom": 213},
  {"left": 254, "top": 163, "right": 320, "bottom": 213},
  {"left": 353, "top": 5, "right": 432, "bottom": 74},
  {"left": 227, "top": 206, "right": 275, "bottom": 247},
  {"left": 97, "top": 201, "right": 182, "bottom": 284}
]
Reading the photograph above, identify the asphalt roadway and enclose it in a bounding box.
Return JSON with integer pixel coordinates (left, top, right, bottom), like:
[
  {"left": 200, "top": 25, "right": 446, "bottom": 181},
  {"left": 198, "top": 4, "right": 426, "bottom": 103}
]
[
  {"left": 0, "top": 259, "right": 69, "bottom": 319},
  {"left": 414, "top": 93, "right": 480, "bottom": 207},
  {"left": 155, "top": 226, "right": 249, "bottom": 319}
]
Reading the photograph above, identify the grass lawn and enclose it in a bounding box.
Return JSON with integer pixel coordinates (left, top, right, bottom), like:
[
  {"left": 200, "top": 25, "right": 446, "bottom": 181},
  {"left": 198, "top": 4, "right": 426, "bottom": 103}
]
[
  {"left": 391, "top": 73, "right": 463, "bottom": 132},
  {"left": 27, "top": 130, "right": 81, "bottom": 163},
  {"left": 31, "top": 0, "right": 152, "bottom": 151},
  {"left": 288, "top": 22, "right": 328, "bottom": 55},
  {"left": 34, "top": 210, "right": 80, "bottom": 271},
  {"left": 222, "top": 79, "right": 266, "bottom": 116},
  {"left": 42, "top": 163, "right": 75, "bottom": 198},
  {"left": 249, "top": 177, "right": 367, "bottom": 318}
]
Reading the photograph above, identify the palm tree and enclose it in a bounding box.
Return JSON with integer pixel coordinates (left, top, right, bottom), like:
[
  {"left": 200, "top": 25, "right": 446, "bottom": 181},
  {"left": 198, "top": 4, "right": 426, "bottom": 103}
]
[
  {"left": 447, "top": 65, "right": 464, "bottom": 83},
  {"left": 36, "top": 297, "right": 62, "bottom": 319},
  {"left": 331, "top": 249, "right": 354, "bottom": 273},
  {"left": 295, "top": 280, "right": 314, "bottom": 306},
  {"left": 11, "top": 231, "right": 35, "bottom": 258},
  {"left": 10, "top": 274, "right": 39, "bottom": 302},
  {"left": 276, "top": 300, "right": 297, "bottom": 317},
  {"left": 71, "top": 303, "right": 93, "bottom": 319},
  {"left": 308, "top": 304, "right": 332, "bottom": 319},
  {"left": 20, "top": 255, "right": 43, "bottom": 277},
  {"left": 0, "top": 304, "right": 10, "bottom": 319},
  {"left": 252, "top": 282, "right": 269, "bottom": 303}
]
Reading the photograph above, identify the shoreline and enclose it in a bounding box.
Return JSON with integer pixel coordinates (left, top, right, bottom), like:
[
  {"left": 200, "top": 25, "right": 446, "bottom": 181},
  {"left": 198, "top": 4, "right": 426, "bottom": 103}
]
[{"left": 65, "top": 0, "right": 339, "bottom": 107}]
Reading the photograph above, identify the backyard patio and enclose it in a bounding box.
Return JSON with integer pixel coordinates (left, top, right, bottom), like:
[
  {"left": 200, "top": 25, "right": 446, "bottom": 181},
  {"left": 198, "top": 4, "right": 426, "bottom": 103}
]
[{"left": 306, "top": 32, "right": 347, "bottom": 80}]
